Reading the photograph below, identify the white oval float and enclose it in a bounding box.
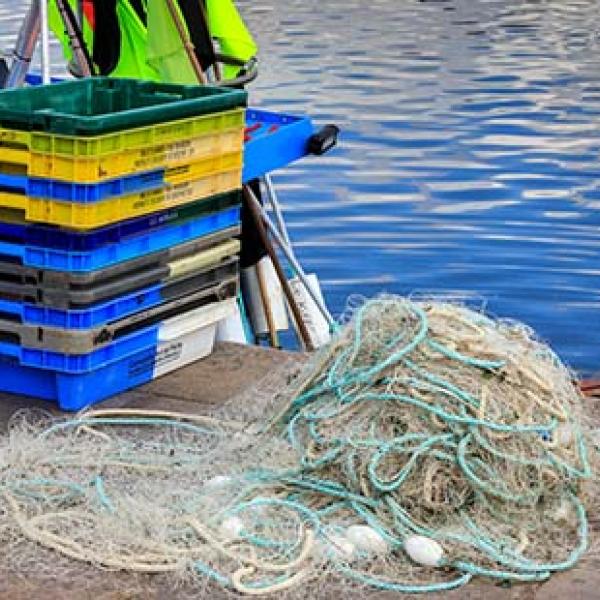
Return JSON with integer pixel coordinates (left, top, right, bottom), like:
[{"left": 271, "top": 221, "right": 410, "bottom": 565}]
[
  {"left": 404, "top": 535, "right": 444, "bottom": 567},
  {"left": 203, "top": 475, "right": 233, "bottom": 490},
  {"left": 219, "top": 516, "right": 245, "bottom": 540},
  {"left": 345, "top": 525, "right": 389, "bottom": 555}
]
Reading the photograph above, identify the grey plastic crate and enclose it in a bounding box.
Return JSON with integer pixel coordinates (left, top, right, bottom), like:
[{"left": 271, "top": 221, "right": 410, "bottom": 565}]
[
  {"left": 0, "top": 229, "right": 240, "bottom": 308},
  {"left": 0, "top": 275, "right": 238, "bottom": 354}
]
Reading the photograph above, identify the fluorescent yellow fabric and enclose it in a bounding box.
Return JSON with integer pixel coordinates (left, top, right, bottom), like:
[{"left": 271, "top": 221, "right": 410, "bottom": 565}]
[
  {"left": 207, "top": 0, "right": 257, "bottom": 78},
  {"left": 146, "top": 0, "right": 199, "bottom": 84},
  {"left": 49, "top": 0, "right": 159, "bottom": 80},
  {"left": 49, "top": 0, "right": 256, "bottom": 82},
  {"left": 147, "top": 0, "right": 257, "bottom": 82},
  {"left": 111, "top": 1, "right": 159, "bottom": 79}
]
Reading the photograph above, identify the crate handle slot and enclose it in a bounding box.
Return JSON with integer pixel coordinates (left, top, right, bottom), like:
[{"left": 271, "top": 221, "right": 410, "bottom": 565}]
[
  {"left": 0, "top": 329, "right": 20, "bottom": 345},
  {"left": 0, "top": 140, "right": 29, "bottom": 151},
  {"left": 0, "top": 148, "right": 31, "bottom": 175},
  {"left": 0, "top": 341, "right": 20, "bottom": 358},
  {"left": 0, "top": 241, "right": 25, "bottom": 260},
  {"left": 0, "top": 173, "right": 28, "bottom": 193},
  {"left": 0, "top": 299, "right": 24, "bottom": 319}
]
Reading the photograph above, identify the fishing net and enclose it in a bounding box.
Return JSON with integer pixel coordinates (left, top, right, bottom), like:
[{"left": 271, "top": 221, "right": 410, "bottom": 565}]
[{"left": 0, "top": 294, "right": 597, "bottom": 596}]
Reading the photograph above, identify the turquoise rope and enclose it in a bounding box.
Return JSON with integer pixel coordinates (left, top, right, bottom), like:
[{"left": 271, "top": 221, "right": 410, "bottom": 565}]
[
  {"left": 337, "top": 564, "right": 472, "bottom": 593},
  {"left": 194, "top": 560, "right": 231, "bottom": 587},
  {"left": 6, "top": 297, "right": 589, "bottom": 595},
  {"left": 94, "top": 476, "right": 115, "bottom": 513},
  {"left": 273, "top": 298, "right": 591, "bottom": 590}
]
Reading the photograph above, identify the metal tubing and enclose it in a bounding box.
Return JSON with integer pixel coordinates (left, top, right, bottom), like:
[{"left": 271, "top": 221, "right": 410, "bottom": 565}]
[
  {"left": 55, "top": 0, "right": 93, "bottom": 77},
  {"left": 263, "top": 175, "right": 293, "bottom": 249},
  {"left": 244, "top": 186, "right": 314, "bottom": 351},
  {"left": 76, "top": 0, "right": 84, "bottom": 26},
  {"left": 40, "top": 0, "right": 50, "bottom": 84},
  {"left": 245, "top": 186, "right": 335, "bottom": 328},
  {"left": 5, "top": 0, "right": 41, "bottom": 88}
]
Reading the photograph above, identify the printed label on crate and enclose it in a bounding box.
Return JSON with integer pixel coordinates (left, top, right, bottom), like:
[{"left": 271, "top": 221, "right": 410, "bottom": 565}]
[
  {"left": 129, "top": 132, "right": 242, "bottom": 173},
  {"left": 126, "top": 341, "right": 183, "bottom": 379},
  {"left": 133, "top": 177, "right": 231, "bottom": 212},
  {"left": 165, "top": 139, "right": 207, "bottom": 163},
  {"left": 125, "top": 327, "right": 215, "bottom": 381},
  {"left": 134, "top": 139, "right": 200, "bottom": 168},
  {"left": 8, "top": 169, "right": 241, "bottom": 229},
  {"left": 131, "top": 184, "right": 195, "bottom": 212},
  {"left": 154, "top": 341, "right": 185, "bottom": 369}
]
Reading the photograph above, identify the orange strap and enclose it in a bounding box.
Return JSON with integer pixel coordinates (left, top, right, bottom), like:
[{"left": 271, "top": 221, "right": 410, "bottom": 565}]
[{"left": 83, "top": 0, "right": 95, "bottom": 28}]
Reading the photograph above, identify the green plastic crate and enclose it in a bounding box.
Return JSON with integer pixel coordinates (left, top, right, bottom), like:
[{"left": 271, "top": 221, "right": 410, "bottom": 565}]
[{"left": 0, "top": 78, "right": 247, "bottom": 136}]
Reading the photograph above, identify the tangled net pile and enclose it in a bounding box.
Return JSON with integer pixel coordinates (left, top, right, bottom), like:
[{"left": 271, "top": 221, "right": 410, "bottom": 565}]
[{"left": 0, "top": 295, "right": 596, "bottom": 595}]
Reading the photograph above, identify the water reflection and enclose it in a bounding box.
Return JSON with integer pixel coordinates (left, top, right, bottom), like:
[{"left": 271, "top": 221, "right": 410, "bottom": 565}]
[{"left": 1, "top": 0, "right": 599, "bottom": 372}]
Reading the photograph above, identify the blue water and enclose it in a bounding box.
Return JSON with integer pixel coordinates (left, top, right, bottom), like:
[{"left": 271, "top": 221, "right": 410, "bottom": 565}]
[
  {"left": 1, "top": 0, "right": 599, "bottom": 373},
  {"left": 239, "top": 0, "right": 600, "bottom": 374}
]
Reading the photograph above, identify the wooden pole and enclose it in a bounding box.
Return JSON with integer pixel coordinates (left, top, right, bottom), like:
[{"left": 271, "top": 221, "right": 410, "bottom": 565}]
[
  {"left": 255, "top": 180, "right": 335, "bottom": 328},
  {"left": 209, "top": 34, "right": 280, "bottom": 348},
  {"left": 244, "top": 186, "right": 314, "bottom": 351},
  {"left": 256, "top": 258, "right": 280, "bottom": 348},
  {"left": 164, "top": 0, "right": 208, "bottom": 84},
  {"left": 212, "top": 42, "right": 280, "bottom": 350}
]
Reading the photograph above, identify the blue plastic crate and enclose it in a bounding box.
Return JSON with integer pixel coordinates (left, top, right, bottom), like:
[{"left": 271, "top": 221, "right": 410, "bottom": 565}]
[
  {"left": 0, "top": 281, "right": 235, "bottom": 372},
  {"left": 0, "top": 283, "right": 165, "bottom": 329},
  {"left": 0, "top": 169, "right": 165, "bottom": 203},
  {"left": 0, "top": 298, "right": 236, "bottom": 411},
  {"left": 0, "top": 353, "right": 157, "bottom": 410},
  {"left": 0, "top": 253, "right": 237, "bottom": 329},
  {"left": 1, "top": 320, "right": 161, "bottom": 373},
  {"left": 0, "top": 205, "right": 240, "bottom": 272},
  {"left": 0, "top": 190, "right": 241, "bottom": 252},
  {"left": 0, "top": 341, "right": 183, "bottom": 410},
  {"left": 243, "top": 109, "right": 314, "bottom": 182}
]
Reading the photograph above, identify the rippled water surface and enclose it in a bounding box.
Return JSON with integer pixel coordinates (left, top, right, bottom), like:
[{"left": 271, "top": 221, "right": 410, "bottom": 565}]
[{"left": 2, "top": 1, "right": 600, "bottom": 373}]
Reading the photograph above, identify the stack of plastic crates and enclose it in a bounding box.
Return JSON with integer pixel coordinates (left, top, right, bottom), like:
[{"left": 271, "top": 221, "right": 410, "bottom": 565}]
[{"left": 0, "top": 77, "right": 247, "bottom": 410}]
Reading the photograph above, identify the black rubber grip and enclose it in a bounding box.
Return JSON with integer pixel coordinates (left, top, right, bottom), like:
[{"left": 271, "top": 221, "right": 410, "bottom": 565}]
[{"left": 308, "top": 124, "right": 340, "bottom": 155}]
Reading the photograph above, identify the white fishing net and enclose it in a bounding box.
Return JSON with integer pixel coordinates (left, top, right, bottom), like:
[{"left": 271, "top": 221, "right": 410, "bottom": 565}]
[{"left": 0, "top": 295, "right": 596, "bottom": 596}]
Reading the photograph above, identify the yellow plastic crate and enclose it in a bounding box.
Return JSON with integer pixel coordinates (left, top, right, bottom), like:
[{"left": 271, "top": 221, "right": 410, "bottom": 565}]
[
  {"left": 0, "top": 155, "right": 243, "bottom": 230},
  {"left": 0, "top": 108, "right": 245, "bottom": 183},
  {"left": 162, "top": 150, "right": 242, "bottom": 185}
]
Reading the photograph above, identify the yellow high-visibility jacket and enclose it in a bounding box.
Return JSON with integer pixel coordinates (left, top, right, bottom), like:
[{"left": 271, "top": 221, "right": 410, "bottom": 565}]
[{"left": 49, "top": 0, "right": 256, "bottom": 82}]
